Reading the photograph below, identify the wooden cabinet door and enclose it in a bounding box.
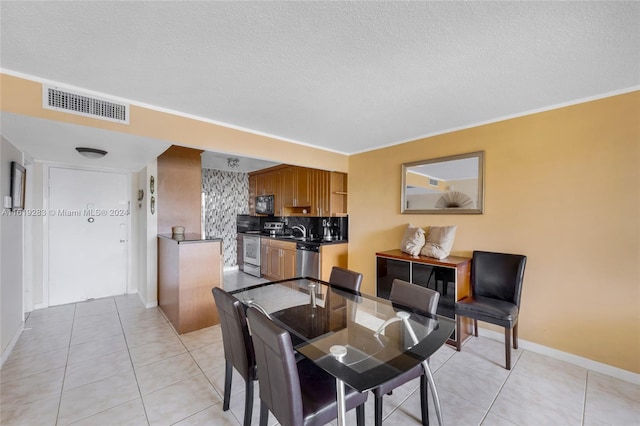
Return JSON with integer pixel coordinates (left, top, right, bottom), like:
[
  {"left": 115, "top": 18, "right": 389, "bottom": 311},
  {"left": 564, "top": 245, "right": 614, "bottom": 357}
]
[
  {"left": 272, "top": 170, "right": 283, "bottom": 216},
  {"left": 256, "top": 173, "right": 264, "bottom": 195},
  {"left": 268, "top": 246, "right": 282, "bottom": 280},
  {"left": 281, "top": 167, "right": 295, "bottom": 206},
  {"left": 313, "top": 170, "right": 330, "bottom": 216},
  {"left": 261, "top": 172, "right": 276, "bottom": 195},
  {"left": 295, "top": 167, "right": 311, "bottom": 206},
  {"left": 281, "top": 248, "right": 297, "bottom": 279}
]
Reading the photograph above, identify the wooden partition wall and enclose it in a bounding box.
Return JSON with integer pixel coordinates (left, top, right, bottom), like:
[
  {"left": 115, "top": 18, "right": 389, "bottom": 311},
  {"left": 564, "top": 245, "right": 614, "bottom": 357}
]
[{"left": 157, "top": 145, "right": 203, "bottom": 235}]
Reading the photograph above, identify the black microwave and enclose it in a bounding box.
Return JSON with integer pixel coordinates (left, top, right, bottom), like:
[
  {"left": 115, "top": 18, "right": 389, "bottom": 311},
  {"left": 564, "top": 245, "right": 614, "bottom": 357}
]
[{"left": 255, "top": 195, "right": 274, "bottom": 215}]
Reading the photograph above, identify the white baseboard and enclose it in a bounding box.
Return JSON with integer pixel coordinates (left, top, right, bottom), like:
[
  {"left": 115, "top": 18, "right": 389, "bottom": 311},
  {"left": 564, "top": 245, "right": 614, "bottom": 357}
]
[
  {"left": 224, "top": 265, "right": 239, "bottom": 272},
  {"left": 1, "top": 322, "right": 25, "bottom": 368},
  {"left": 145, "top": 301, "right": 158, "bottom": 308},
  {"left": 477, "top": 328, "right": 640, "bottom": 385}
]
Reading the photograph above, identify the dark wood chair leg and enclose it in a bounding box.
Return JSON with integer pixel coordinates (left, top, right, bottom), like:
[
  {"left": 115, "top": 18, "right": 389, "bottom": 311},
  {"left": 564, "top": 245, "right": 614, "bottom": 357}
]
[
  {"left": 505, "top": 327, "right": 511, "bottom": 370},
  {"left": 356, "top": 403, "right": 366, "bottom": 426},
  {"left": 474, "top": 319, "right": 478, "bottom": 337},
  {"left": 259, "top": 401, "right": 269, "bottom": 426},
  {"left": 223, "top": 361, "right": 232, "bottom": 410},
  {"left": 243, "top": 379, "right": 254, "bottom": 426},
  {"left": 374, "top": 395, "right": 383, "bottom": 426},
  {"left": 513, "top": 323, "right": 519, "bottom": 349},
  {"left": 420, "top": 374, "right": 429, "bottom": 426},
  {"left": 455, "top": 315, "right": 462, "bottom": 351}
]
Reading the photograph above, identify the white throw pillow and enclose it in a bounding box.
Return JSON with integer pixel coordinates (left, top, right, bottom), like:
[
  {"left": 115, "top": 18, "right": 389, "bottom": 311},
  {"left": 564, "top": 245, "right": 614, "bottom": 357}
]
[
  {"left": 400, "top": 224, "right": 425, "bottom": 256},
  {"left": 420, "top": 226, "right": 457, "bottom": 259}
]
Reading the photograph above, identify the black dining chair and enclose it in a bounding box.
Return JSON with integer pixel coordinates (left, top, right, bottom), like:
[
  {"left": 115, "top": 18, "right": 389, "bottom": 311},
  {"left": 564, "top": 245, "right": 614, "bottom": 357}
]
[
  {"left": 329, "top": 266, "right": 363, "bottom": 292},
  {"left": 372, "top": 279, "right": 442, "bottom": 426},
  {"left": 246, "top": 306, "right": 368, "bottom": 426},
  {"left": 454, "top": 250, "right": 527, "bottom": 370},
  {"left": 211, "top": 287, "right": 257, "bottom": 426}
]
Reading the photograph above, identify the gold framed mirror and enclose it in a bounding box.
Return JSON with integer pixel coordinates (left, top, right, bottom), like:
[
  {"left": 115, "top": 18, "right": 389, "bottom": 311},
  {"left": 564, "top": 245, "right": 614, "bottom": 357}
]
[{"left": 401, "top": 151, "right": 484, "bottom": 214}]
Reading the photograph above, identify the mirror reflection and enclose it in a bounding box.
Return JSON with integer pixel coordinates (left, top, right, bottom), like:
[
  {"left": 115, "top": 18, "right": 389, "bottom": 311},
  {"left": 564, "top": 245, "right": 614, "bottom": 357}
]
[{"left": 401, "top": 151, "right": 484, "bottom": 214}]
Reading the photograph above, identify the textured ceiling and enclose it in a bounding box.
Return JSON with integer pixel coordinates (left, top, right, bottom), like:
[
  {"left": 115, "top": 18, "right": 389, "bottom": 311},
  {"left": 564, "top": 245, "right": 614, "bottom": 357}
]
[{"left": 1, "top": 1, "right": 639, "bottom": 166}]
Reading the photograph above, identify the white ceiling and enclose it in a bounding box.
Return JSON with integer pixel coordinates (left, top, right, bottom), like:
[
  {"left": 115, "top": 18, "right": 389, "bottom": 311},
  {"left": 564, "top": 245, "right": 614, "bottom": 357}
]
[{"left": 1, "top": 1, "right": 638, "bottom": 170}]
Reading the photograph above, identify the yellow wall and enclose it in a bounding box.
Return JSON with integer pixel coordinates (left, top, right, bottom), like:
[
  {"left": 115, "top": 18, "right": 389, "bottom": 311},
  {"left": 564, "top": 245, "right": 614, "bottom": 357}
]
[
  {"left": 348, "top": 91, "right": 640, "bottom": 373},
  {"left": 0, "top": 73, "right": 349, "bottom": 172}
]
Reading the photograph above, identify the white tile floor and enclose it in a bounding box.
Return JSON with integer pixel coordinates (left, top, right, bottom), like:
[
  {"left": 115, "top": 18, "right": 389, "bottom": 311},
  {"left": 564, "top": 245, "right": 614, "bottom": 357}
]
[{"left": 1, "top": 270, "right": 638, "bottom": 425}]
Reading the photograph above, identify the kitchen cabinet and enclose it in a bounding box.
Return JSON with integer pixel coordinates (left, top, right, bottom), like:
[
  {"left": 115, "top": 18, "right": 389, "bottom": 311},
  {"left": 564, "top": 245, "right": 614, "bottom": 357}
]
[
  {"left": 158, "top": 235, "right": 222, "bottom": 334},
  {"left": 257, "top": 171, "right": 276, "bottom": 195},
  {"left": 376, "top": 249, "right": 472, "bottom": 347},
  {"left": 253, "top": 168, "right": 284, "bottom": 216},
  {"left": 319, "top": 242, "right": 348, "bottom": 281},
  {"left": 329, "top": 172, "right": 348, "bottom": 216},
  {"left": 311, "top": 171, "right": 347, "bottom": 217},
  {"left": 282, "top": 166, "right": 311, "bottom": 209},
  {"left": 312, "top": 169, "right": 330, "bottom": 216},
  {"left": 272, "top": 169, "right": 284, "bottom": 216},
  {"left": 249, "top": 166, "right": 348, "bottom": 217},
  {"left": 261, "top": 238, "right": 296, "bottom": 281}
]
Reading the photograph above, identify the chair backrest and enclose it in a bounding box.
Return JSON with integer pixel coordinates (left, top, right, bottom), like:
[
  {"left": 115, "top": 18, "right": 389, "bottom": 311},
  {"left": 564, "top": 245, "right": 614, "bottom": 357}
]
[
  {"left": 246, "top": 307, "right": 303, "bottom": 426},
  {"left": 390, "top": 278, "right": 440, "bottom": 314},
  {"left": 329, "top": 266, "right": 363, "bottom": 292},
  {"left": 471, "top": 251, "right": 527, "bottom": 307},
  {"left": 212, "top": 287, "right": 255, "bottom": 380}
]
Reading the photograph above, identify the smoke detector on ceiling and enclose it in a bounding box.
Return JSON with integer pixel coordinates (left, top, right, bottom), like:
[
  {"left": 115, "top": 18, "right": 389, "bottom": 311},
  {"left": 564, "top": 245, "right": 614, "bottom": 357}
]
[{"left": 42, "top": 84, "right": 129, "bottom": 124}]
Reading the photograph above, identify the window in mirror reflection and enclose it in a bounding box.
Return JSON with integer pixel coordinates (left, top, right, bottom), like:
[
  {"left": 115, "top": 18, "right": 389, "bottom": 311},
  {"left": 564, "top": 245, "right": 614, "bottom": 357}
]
[{"left": 402, "top": 151, "right": 484, "bottom": 214}]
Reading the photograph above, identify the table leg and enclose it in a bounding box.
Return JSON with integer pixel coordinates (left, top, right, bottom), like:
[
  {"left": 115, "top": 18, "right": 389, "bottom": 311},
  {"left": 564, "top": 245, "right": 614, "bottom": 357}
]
[
  {"left": 335, "top": 377, "right": 346, "bottom": 426},
  {"left": 422, "top": 360, "right": 444, "bottom": 426},
  {"left": 330, "top": 345, "right": 348, "bottom": 426}
]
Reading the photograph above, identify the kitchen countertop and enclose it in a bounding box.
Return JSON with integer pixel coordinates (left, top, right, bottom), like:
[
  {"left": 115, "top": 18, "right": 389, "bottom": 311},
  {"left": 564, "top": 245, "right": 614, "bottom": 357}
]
[
  {"left": 158, "top": 233, "right": 223, "bottom": 243},
  {"left": 238, "top": 231, "right": 347, "bottom": 246}
]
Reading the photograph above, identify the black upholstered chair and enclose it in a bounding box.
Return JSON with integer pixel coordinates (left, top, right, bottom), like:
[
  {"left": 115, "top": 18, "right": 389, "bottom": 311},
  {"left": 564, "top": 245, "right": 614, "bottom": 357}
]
[
  {"left": 454, "top": 251, "right": 527, "bottom": 370},
  {"left": 328, "top": 266, "right": 363, "bottom": 292},
  {"left": 372, "top": 279, "right": 441, "bottom": 426},
  {"left": 246, "top": 307, "right": 368, "bottom": 426},
  {"left": 211, "top": 288, "right": 257, "bottom": 426}
]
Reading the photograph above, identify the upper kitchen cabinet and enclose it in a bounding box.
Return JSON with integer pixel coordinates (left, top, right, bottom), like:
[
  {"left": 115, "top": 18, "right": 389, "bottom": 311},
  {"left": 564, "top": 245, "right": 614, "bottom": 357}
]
[
  {"left": 329, "top": 171, "right": 348, "bottom": 216},
  {"left": 257, "top": 171, "right": 276, "bottom": 195},
  {"left": 249, "top": 165, "right": 347, "bottom": 217},
  {"left": 253, "top": 166, "right": 284, "bottom": 216},
  {"left": 312, "top": 169, "right": 330, "bottom": 216},
  {"left": 310, "top": 170, "right": 348, "bottom": 217},
  {"left": 282, "top": 166, "right": 311, "bottom": 210}
]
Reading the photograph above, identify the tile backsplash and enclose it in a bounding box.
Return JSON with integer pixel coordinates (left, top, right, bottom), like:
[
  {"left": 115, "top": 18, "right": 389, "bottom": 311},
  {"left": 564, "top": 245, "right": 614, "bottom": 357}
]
[{"left": 202, "top": 168, "right": 248, "bottom": 267}]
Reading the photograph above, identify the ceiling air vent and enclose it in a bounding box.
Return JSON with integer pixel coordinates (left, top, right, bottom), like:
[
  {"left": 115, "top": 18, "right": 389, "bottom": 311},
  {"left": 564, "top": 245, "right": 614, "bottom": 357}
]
[
  {"left": 42, "top": 85, "right": 129, "bottom": 124},
  {"left": 429, "top": 178, "right": 439, "bottom": 187}
]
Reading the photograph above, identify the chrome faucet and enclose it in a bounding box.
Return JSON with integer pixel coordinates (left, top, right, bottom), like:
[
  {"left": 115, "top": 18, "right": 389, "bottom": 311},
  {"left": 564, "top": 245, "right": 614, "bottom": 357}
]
[{"left": 291, "top": 225, "right": 307, "bottom": 239}]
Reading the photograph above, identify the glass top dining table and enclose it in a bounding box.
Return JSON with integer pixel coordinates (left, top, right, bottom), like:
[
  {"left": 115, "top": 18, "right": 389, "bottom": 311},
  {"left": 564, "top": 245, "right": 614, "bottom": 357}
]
[{"left": 231, "top": 277, "right": 455, "bottom": 395}]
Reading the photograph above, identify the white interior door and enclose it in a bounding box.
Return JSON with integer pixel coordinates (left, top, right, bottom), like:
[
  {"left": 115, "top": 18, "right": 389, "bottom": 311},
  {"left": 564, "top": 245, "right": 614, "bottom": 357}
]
[{"left": 49, "top": 167, "right": 129, "bottom": 306}]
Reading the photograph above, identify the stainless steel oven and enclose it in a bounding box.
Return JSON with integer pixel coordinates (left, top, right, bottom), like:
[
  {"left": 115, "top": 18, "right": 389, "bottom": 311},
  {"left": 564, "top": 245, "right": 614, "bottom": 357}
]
[{"left": 243, "top": 234, "right": 261, "bottom": 277}]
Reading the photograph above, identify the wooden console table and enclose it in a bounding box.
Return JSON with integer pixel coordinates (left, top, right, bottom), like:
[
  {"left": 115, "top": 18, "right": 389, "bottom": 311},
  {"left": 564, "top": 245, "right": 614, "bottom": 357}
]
[{"left": 376, "top": 249, "right": 472, "bottom": 347}]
